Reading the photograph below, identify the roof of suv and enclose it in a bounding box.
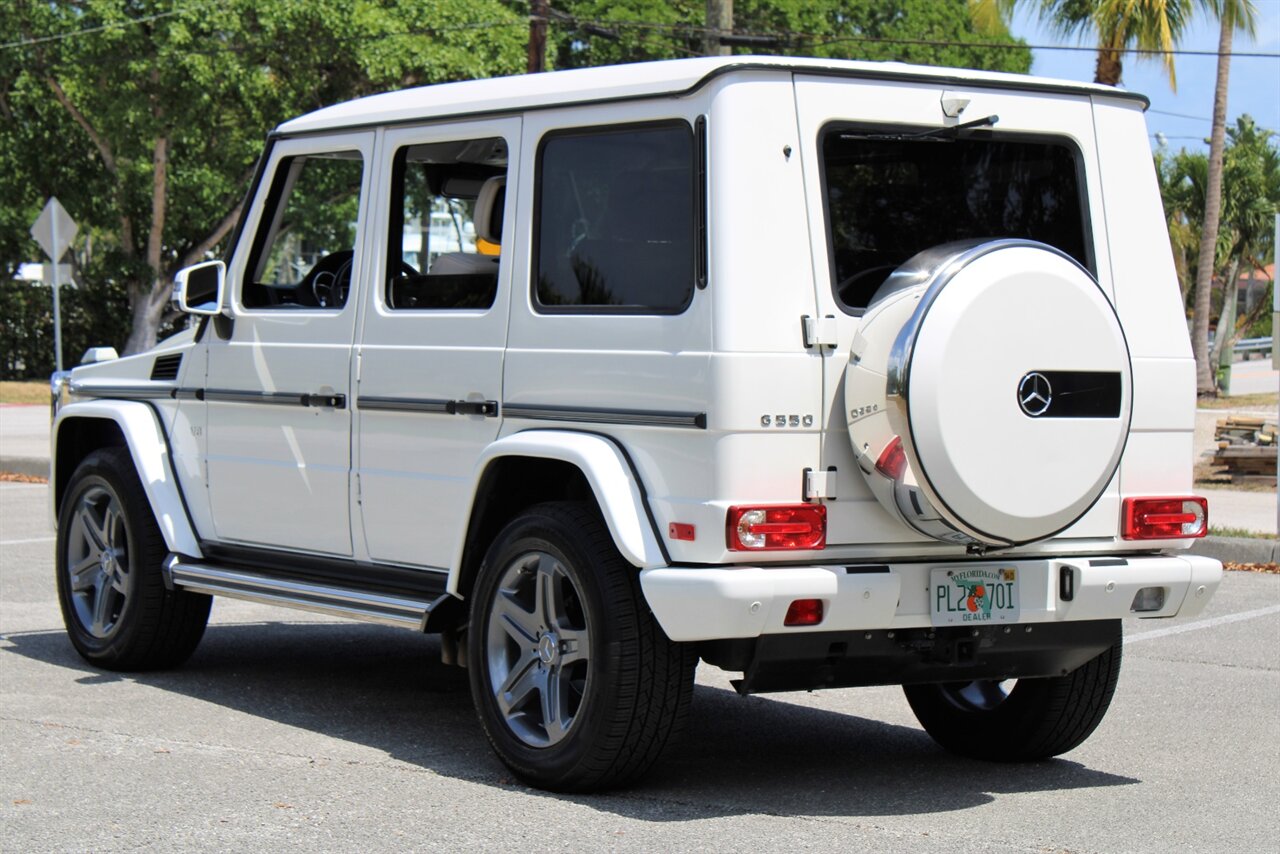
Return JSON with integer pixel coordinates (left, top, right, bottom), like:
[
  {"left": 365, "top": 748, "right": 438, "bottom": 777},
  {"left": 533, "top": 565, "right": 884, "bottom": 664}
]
[{"left": 277, "top": 55, "right": 1149, "bottom": 136}]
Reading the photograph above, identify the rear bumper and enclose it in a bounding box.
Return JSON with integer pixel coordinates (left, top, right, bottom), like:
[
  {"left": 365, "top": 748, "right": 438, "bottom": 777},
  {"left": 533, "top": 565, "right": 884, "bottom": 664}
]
[{"left": 639, "top": 553, "right": 1221, "bottom": 642}]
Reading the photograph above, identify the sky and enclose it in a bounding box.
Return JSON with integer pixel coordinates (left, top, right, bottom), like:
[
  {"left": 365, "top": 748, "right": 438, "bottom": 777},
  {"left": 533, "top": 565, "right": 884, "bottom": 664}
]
[{"left": 1007, "top": 2, "right": 1280, "bottom": 152}]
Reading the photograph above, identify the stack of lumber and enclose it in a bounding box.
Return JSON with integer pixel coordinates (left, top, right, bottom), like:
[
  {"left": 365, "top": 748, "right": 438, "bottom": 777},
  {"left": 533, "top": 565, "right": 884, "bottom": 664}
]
[{"left": 1212, "top": 416, "right": 1278, "bottom": 483}]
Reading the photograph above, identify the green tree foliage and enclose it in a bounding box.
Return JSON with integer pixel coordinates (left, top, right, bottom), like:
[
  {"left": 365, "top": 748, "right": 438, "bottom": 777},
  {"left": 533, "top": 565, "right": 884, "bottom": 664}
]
[
  {"left": 544, "top": 0, "right": 1031, "bottom": 73},
  {"left": 1158, "top": 115, "right": 1278, "bottom": 353},
  {"left": 1, "top": 0, "right": 526, "bottom": 357},
  {"left": 3, "top": 0, "right": 1028, "bottom": 362},
  {"left": 976, "top": 0, "right": 1196, "bottom": 87}
]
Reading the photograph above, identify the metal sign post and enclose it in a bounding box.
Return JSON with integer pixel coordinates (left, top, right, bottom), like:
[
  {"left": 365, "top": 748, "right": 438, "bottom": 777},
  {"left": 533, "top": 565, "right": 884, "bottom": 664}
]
[{"left": 29, "top": 198, "right": 78, "bottom": 372}]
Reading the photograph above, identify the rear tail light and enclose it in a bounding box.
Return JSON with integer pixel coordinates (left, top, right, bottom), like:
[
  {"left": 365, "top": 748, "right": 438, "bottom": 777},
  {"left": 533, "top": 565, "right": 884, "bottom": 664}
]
[
  {"left": 1122, "top": 497, "right": 1208, "bottom": 539},
  {"left": 727, "top": 504, "right": 827, "bottom": 551}
]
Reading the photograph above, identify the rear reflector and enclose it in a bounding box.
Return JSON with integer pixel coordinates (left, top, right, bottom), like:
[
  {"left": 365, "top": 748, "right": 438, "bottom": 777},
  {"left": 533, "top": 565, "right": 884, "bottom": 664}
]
[
  {"left": 727, "top": 504, "right": 827, "bottom": 551},
  {"left": 875, "top": 436, "right": 908, "bottom": 480},
  {"left": 784, "top": 598, "right": 824, "bottom": 626},
  {"left": 1122, "top": 497, "right": 1208, "bottom": 539},
  {"left": 668, "top": 522, "right": 696, "bottom": 541}
]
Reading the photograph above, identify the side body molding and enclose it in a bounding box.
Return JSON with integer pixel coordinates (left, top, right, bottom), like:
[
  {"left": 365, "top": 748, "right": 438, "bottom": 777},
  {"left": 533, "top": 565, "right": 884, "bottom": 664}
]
[
  {"left": 450, "top": 430, "right": 667, "bottom": 595},
  {"left": 53, "top": 400, "right": 203, "bottom": 559}
]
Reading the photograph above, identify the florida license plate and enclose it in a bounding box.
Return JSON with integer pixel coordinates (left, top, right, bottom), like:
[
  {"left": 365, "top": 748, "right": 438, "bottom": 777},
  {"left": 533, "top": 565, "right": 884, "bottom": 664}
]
[{"left": 930, "top": 567, "right": 1020, "bottom": 626}]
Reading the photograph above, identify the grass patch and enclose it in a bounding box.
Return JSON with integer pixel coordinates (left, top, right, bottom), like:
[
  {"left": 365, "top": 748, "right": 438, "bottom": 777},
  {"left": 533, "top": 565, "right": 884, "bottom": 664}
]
[
  {"left": 1210, "top": 526, "right": 1276, "bottom": 540},
  {"left": 1198, "top": 392, "right": 1278, "bottom": 410},
  {"left": 0, "top": 381, "right": 50, "bottom": 405}
]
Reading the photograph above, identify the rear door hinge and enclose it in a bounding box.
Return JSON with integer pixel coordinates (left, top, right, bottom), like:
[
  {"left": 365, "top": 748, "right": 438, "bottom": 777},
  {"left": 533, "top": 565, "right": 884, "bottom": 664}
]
[
  {"left": 801, "top": 315, "right": 838, "bottom": 350},
  {"left": 803, "top": 467, "right": 838, "bottom": 501}
]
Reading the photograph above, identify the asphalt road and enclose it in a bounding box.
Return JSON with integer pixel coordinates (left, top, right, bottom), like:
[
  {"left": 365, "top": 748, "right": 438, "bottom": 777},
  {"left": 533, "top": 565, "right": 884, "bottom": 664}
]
[{"left": 2, "top": 481, "right": 1278, "bottom": 853}]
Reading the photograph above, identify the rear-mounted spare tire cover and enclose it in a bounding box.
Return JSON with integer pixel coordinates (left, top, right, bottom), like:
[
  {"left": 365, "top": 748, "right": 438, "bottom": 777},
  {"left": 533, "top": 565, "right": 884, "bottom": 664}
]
[{"left": 845, "top": 240, "right": 1131, "bottom": 547}]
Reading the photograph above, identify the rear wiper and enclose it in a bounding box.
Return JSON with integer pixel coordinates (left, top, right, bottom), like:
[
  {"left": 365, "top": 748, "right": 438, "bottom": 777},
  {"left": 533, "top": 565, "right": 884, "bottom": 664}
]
[{"left": 840, "top": 115, "right": 1000, "bottom": 143}]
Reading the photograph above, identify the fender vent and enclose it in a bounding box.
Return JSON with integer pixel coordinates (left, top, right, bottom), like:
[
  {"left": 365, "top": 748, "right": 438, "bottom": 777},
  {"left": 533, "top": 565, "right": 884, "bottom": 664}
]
[{"left": 150, "top": 353, "right": 183, "bottom": 381}]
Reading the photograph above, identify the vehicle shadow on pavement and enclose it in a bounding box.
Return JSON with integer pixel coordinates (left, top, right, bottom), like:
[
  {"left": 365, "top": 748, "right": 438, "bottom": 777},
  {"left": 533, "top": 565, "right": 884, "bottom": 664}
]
[{"left": 2, "top": 622, "right": 1138, "bottom": 819}]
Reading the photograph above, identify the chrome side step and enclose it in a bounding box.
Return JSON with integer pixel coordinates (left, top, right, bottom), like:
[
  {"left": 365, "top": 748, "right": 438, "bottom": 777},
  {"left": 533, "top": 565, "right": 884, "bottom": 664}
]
[{"left": 164, "top": 556, "right": 437, "bottom": 629}]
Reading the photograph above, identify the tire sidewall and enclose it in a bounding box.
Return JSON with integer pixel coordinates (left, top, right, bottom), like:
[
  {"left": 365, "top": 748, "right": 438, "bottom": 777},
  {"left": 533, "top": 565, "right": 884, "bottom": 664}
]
[{"left": 467, "top": 507, "right": 634, "bottom": 787}]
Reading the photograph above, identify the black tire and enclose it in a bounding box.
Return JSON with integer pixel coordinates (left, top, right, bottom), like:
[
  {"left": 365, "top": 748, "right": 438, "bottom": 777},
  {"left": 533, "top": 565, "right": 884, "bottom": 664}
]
[
  {"left": 903, "top": 623, "right": 1122, "bottom": 761},
  {"left": 467, "top": 501, "right": 696, "bottom": 792},
  {"left": 56, "top": 447, "right": 211, "bottom": 670}
]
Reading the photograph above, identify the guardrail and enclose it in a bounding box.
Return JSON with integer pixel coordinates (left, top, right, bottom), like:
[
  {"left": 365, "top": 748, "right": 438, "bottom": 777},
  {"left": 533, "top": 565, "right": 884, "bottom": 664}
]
[{"left": 1234, "top": 337, "right": 1273, "bottom": 357}]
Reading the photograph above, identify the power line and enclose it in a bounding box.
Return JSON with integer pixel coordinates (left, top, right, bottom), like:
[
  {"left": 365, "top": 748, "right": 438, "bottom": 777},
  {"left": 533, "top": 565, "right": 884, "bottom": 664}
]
[
  {"left": 4, "top": 11, "right": 1278, "bottom": 62},
  {"left": 1149, "top": 108, "right": 1211, "bottom": 121},
  {"left": 0, "top": 4, "right": 211, "bottom": 51}
]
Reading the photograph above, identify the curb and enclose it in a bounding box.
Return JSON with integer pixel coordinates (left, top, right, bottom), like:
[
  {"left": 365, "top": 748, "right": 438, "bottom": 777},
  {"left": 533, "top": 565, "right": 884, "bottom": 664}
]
[
  {"left": 1190, "top": 535, "right": 1279, "bottom": 564},
  {"left": 0, "top": 457, "right": 50, "bottom": 479}
]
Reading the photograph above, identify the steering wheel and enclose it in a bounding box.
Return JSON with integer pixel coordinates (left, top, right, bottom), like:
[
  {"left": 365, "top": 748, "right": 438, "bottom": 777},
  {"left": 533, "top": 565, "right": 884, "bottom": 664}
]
[{"left": 308, "top": 250, "right": 355, "bottom": 309}]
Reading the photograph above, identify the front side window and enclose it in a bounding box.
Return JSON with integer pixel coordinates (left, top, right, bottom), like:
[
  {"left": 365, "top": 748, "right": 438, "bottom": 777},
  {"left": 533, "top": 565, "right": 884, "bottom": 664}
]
[
  {"left": 535, "top": 122, "right": 695, "bottom": 313},
  {"left": 385, "top": 137, "right": 507, "bottom": 310},
  {"left": 245, "top": 152, "right": 364, "bottom": 309},
  {"left": 822, "top": 128, "right": 1090, "bottom": 310}
]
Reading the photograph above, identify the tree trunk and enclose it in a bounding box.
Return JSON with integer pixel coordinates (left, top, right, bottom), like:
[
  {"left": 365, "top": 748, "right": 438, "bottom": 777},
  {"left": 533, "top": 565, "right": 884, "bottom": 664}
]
[
  {"left": 1211, "top": 257, "right": 1241, "bottom": 373},
  {"left": 1192, "top": 17, "right": 1233, "bottom": 396},
  {"left": 1094, "top": 48, "right": 1123, "bottom": 86},
  {"left": 123, "top": 278, "right": 167, "bottom": 354}
]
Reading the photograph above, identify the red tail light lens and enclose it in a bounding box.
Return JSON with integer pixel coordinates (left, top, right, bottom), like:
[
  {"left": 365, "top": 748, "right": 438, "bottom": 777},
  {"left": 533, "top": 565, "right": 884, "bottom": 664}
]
[
  {"left": 1122, "top": 497, "right": 1208, "bottom": 539},
  {"left": 875, "top": 436, "right": 908, "bottom": 480},
  {"left": 727, "top": 504, "right": 827, "bottom": 551}
]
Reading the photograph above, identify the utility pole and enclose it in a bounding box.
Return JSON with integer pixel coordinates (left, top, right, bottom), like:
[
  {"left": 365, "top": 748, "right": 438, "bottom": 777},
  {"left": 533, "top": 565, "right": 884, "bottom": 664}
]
[
  {"left": 705, "top": 0, "right": 732, "bottom": 57},
  {"left": 528, "top": 0, "right": 548, "bottom": 74}
]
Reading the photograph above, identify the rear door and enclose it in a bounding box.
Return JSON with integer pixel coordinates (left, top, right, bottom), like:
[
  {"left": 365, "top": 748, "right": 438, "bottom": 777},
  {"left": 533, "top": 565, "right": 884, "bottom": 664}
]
[
  {"left": 354, "top": 118, "right": 520, "bottom": 569},
  {"left": 792, "top": 75, "right": 1112, "bottom": 545}
]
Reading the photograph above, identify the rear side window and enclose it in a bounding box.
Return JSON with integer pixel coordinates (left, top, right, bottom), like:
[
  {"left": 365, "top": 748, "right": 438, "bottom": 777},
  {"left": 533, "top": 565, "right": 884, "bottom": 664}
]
[
  {"left": 385, "top": 137, "right": 508, "bottom": 310},
  {"left": 534, "top": 122, "right": 695, "bottom": 313},
  {"left": 822, "top": 127, "right": 1091, "bottom": 311}
]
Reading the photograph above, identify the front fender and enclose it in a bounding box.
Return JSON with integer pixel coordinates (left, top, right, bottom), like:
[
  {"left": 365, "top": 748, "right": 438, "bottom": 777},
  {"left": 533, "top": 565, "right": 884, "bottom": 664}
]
[
  {"left": 53, "top": 400, "right": 202, "bottom": 558},
  {"left": 450, "top": 431, "right": 667, "bottom": 595}
]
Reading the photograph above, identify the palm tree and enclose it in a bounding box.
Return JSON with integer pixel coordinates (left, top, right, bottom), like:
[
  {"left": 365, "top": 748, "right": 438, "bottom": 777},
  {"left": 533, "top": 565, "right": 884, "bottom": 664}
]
[
  {"left": 971, "top": 0, "right": 1195, "bottom": 88},
  {"left": 1192, "top": 0, "right": 1258, "bottom": 395}
]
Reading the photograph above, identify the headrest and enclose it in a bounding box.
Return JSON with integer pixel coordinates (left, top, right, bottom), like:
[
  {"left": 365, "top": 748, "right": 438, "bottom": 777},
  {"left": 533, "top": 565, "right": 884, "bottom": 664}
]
[{"left": 474, "top": 175, "right": 506, "bottom": 244}]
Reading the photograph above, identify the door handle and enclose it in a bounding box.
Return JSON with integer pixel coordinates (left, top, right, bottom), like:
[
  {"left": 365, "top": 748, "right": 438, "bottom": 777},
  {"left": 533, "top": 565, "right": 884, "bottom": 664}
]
[
  {"left": 446, "top": 400, "right": 498, "bottom": 417},
  {"left": 301, "top": 393, "right": 347, "bottom": 409}
]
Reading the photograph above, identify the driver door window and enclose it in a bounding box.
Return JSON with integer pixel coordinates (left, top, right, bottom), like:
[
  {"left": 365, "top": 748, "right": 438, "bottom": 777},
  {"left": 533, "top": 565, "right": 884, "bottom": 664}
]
[{"left": 244, "top": 152, "right": 364, "bottom": 309}]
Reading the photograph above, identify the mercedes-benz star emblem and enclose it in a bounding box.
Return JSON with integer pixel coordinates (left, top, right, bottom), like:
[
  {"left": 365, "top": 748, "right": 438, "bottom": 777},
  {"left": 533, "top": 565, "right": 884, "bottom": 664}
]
[{"left": 1018, "top": 372, "right": 1053, "bottom": 417}]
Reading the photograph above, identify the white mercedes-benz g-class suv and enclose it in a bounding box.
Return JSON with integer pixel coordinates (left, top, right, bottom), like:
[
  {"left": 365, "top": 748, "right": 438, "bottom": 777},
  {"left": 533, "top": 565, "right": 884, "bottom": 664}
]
[{"left": 51, "top": 56, "right": 1221, "bottom": 792}]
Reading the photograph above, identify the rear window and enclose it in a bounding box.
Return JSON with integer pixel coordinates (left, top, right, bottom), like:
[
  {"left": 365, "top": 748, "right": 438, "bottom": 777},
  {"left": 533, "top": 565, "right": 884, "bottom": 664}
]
[
  {"left": 534, "top": 122, "right": 695, "bottom": 314},
  {"left": 821, "top": 126, "right": 1091, "bottom": 311}
]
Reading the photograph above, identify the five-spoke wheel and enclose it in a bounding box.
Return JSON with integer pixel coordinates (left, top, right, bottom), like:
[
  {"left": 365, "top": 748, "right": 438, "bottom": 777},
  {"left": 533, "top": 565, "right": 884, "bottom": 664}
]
[
  {"left": 485, "top": 550, "right": 591, "bottom": 747},
  {"left": 64, "top": 484, "right": 131, "bottom": 639}
]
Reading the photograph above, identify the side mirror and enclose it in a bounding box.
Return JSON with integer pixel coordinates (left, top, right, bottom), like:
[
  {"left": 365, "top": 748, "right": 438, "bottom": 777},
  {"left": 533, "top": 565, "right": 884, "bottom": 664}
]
[{"left": 173, "top": 260, "right": 226, "bottom": 316}]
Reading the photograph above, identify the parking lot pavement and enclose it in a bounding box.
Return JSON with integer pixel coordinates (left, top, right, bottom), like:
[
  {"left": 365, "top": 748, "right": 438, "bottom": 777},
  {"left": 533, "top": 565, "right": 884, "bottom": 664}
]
[{"left": 2, "top": 481, "right": 1278, "bottom": 853}]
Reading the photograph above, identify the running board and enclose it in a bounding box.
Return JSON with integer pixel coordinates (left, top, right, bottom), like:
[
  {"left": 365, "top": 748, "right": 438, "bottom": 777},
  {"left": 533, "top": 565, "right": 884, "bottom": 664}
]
[{"left": 163, "top": 556, "right": 440, "bottom": 630}]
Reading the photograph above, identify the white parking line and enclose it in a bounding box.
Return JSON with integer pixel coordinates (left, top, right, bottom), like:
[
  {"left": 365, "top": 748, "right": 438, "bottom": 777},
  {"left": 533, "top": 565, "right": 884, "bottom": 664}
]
[
  {"left": 1125, "top": 604, "right": 1280, "bottom": 644},
  {"left": 0, "top": 537, "right": 54, "bottom": 546}
]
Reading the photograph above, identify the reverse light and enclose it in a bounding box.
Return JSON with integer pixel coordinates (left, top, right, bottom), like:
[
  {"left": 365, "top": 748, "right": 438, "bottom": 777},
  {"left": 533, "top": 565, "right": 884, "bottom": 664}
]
[
  {"left": 1122, "top": 497, "right": 1208, "bottom": 540},
  {"left": 875, "top": 436, "right": 908, "bottom": 480},
  {"left": 784, "top": 598, "right": 825, "bottom": 626},
  {"left": 727, "top": 504, "right": 827, "bottom": 551}
]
